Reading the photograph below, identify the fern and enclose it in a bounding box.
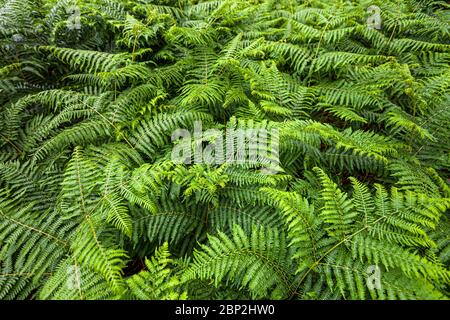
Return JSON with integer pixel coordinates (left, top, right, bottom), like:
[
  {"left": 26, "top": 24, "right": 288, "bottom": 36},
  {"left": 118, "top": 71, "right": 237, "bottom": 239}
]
[{"left": 0, "top": 0, "right": 449, "bottom": 301}]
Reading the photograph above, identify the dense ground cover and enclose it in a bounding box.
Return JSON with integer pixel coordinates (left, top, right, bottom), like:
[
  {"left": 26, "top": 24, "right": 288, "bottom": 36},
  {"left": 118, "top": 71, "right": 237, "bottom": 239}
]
[{"left": 0, "top": 0, "right": 449, "bottom": 300}]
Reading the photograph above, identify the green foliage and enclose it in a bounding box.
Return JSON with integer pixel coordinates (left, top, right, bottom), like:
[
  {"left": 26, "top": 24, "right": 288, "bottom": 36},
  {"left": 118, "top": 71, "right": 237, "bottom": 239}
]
[{"left": 0, "top": 0, "right": 449, "bottom": 300}]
